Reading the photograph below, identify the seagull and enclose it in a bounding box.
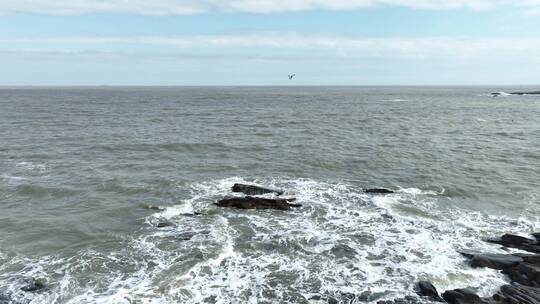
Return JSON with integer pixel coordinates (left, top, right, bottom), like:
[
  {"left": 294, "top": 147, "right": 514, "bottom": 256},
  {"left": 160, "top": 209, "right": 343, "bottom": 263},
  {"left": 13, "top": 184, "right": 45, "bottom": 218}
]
[{"left": 288, "top": 74, "right": 296, "bottom": 80}]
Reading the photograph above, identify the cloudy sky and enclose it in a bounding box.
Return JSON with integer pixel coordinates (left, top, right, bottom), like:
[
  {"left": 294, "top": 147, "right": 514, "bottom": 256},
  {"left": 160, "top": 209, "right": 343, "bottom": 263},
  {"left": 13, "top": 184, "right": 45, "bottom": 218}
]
[{"left": 1, "top": 0, "right": 540, "bottom": 85}]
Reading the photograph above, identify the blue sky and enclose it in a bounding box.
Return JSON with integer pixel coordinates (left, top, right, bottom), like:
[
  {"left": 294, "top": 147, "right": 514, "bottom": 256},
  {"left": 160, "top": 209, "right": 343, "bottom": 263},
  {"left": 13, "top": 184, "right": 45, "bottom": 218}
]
[{"left": 1, "top": 0, "right": 540, "bottom": 85}]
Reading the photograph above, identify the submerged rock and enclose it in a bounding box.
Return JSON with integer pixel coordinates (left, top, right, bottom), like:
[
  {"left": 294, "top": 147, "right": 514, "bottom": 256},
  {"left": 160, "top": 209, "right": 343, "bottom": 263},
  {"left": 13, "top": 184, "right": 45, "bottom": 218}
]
[
  {"left": 415, "top": 281, "right": 444, "bottom": 302},
  {"left": 144, "top": 204, "right": 165, "bottom": 211},
  {"left": 20, "top": 277, "right": 46, "bottom": 292},
  {"left": 377, "top": 296, "right": 421, "bottom": 304},
  {"left": 231, "top": 183, "right": 284, "bottom": 196},
  {"left": 215, "top": 196, "right": 301, "bottom": 210},
  {"left": 156, "top": 221, "right": 175, "bottom": 228},
  {"left": 365, "top": 188, "right": 395, "bottom": 194}
]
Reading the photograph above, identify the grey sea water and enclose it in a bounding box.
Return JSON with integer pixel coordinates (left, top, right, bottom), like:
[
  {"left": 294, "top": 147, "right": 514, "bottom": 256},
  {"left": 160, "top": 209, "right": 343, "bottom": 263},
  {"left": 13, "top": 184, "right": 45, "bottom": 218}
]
[{"left": 0, "top": 86, "right": 539, "bottom": 303}]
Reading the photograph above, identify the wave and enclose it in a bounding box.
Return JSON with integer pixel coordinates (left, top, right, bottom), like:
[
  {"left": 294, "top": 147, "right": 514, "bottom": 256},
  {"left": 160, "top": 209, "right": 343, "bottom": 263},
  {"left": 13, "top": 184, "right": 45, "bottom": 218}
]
[{"left": 1, "top": 177, "right": 537, "bottom": 303}]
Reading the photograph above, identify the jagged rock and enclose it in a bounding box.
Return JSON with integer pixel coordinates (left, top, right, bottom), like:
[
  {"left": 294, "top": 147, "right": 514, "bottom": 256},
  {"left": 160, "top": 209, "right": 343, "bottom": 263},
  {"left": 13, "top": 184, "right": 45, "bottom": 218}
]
[
  {"left": 442, "top": 288, "right": 485, "bottom": 304},
  {"left": 365, "top": 188, "right": 394, "bottom": 194},
  {"left": 215, "top": 196, "right": 301, "bottom": 210},
  {"left": 487, "top": 234, "right": 540, "bottom": 253},
  {"left": 20, "top": 277, "right": 46, "bottom": 292},
  {"left": 415, "top": 281, "right": 444, "bottom": 302},
  {"left": 231, "top": 183, "right": 283, "bottom": 196},
  {"left": 461, "top": 252, "right": 523, "bottom": 270},
  {"left": 503, "top": 263, "right": 540, "bottom": 287},
  {"left": 495, "top": 284, "right": 540, "bottom": 304}
]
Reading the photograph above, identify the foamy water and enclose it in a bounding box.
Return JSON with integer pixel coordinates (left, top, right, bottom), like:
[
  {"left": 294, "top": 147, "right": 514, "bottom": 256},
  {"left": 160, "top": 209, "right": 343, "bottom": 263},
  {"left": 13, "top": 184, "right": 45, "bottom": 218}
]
[{"left": 0, "top": 87, "right": 539, "bottom": 303}]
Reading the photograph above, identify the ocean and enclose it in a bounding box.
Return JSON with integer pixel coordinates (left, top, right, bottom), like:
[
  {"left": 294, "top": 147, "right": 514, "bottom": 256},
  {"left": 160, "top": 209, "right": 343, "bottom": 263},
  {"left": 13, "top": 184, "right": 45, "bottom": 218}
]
[{"left": 0, "top": 86, "right": 539, "bottom": 303}]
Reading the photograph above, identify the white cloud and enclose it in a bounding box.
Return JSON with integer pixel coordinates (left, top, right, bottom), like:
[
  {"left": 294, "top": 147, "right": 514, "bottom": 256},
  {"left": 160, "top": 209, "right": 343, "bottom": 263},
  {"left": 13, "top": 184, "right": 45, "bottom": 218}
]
[
  {"left": 0, "top": 0, "right": 539, "bottom": 15},
  {"left": 4, "top": 34, "right": 540, "bottom": 60}
]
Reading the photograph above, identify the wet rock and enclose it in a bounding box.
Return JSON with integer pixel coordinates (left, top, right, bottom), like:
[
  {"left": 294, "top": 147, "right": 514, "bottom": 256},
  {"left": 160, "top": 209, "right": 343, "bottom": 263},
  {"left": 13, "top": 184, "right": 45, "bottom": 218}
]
[
  {"left": 176, "top": 231, "right": 196, "bottom": 241},
  {"left": 461, "top": 252, "right": 524, "bottom": 270},
  {"left": 487, "top": 233, "right": 540, "bottom": 253},
  {"left": 491, "top": 91, "right": 540, "bottom": 96},
  {"left": 503, "top": 263, "right": 540, "bottom": 287},
  {"left": 231, "top": 183, "right": 284, "bottom": 196},
  {"left": 377, "top": 296, "right": 421, "bottom": 304},
  {"left": 365, "top": 188, "right": 394, "bottom": 194},
  {"left": 181, "top": 212, "right": 203, "bottom": 217},
  {"left": 415, "top": 281, "right": 444, "bottom": 302},
  {"left": 20, "top": 277, "right": 46, "bottom": 292},
  {"left": 215, "top": 196, "right": 301, "bottom": 210},
  {"left": 495, "top": 283, "right": 540, "bottom": 304},
  {"left": 442, "top": 288, "right": 485, "bottom": 304},
  {"left": 156, "top": 221, "right": 175, "bottom": 228}
]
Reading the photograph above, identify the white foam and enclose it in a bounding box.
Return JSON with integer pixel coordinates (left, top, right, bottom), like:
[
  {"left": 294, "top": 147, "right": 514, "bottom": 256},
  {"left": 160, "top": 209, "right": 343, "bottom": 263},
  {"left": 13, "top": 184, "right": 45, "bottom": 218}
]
[{"left": 1, "top": 178, "right": 535, "bottom": 303}]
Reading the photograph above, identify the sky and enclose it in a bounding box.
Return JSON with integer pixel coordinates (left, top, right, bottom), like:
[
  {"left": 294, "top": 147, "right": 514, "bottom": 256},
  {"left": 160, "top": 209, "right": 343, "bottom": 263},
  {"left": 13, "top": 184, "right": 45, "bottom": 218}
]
[{"left": 1, "top": 0, "right": 540, "bottom": 85}]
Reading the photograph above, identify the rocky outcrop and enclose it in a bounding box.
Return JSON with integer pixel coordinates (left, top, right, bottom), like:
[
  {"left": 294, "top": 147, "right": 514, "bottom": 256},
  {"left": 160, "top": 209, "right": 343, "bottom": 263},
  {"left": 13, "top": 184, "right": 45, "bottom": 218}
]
[
  {"left": 215, "top": 196, "right": 301, "bottom": 210},
  {"left": 231, "top": 183, "right": 284, "bottom": 196},
  {"left": 20, "top": 277, "right": 46, "bottom": 293},
  {"left": 382, "top": 232, "right": 540, "bottom": 304},
  {"left": 415, "top": 281, "right": 444, "bottom": 302},
  {"left": 487, "top": 233, "right": 540, "bottom": 253}
]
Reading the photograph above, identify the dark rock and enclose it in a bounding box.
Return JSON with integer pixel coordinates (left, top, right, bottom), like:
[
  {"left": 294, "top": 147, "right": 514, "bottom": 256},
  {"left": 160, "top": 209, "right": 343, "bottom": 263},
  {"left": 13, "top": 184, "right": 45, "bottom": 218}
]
[
  {"left": 231, "top": 183, "right": 284, "bottom": 196},
  {"left": 503, "top": 263, "right": 540, "bottom": 287},
  {"left": 377, "top": 296, "right": 421, "bottom": 304},
  {"left": 415, "top": 281, "right": 444, "bottom": 302},
  {"left": 20, "top": 278, "right": 46, "bottom": 292},
  {"left": 215, "top": 196, "right": 301, "bottom": 210},
  {"left": 365, "top": 188, "right": 395, "bottom": 194},
  {"left": 442, "top": 288, "right": 485, "bottom": 304},
  {"left": 177, "top": 231, "right": 196, "bottom": 241},
  {"left": 491, "top": 91, "right": 540, "bottom": 96},
  {"left": 461, "top": 252, "right": 524, "bottom": 270},
  {"left": 156, "top": 222, "right": 175, "bottom": 228},
  {"left": 487, "top": 233, "right": 540, "bottom": 253},
  {"left": 518, "top": 254, "right": 540, "bottom": 265},
  {"left": 495, "top": 283, "right": 540, "bottom": 304},
  {"left": 181, "top": 212, "right": 203, "bottom": 217}
]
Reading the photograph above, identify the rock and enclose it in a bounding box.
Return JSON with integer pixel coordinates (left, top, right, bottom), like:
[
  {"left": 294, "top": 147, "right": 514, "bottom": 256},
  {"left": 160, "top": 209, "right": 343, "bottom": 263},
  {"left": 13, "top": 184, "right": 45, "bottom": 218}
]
[
  {"left": 495, "top": 283, "right": 540, "bottom": 304},
  {"left": 487, "top": 233, "right": 540, "bottom": 253},
  {"left": 215, "top": 196, "right": 301, "bottom": 210},
  {"left": 461, "top": 252, "right": 524, "bottom": 270},
  {"left": 491, "top": 91, "right": 540, "bottom": 96},
  {"left": 415, "top": 281, "right": 444, "bottom": 302},
  {"left": 442, "top": 288, "right": 485, "bottom": 304},
  {"left": 176, "top": 231, "right": 196, "bottom": 241},
  {"left": 20, "top": 277, "right": 46, "bottom": 292},
  {"left": 231, "top": 183, "right": 284, "bottom": 196},
  {"left": 365, "top": 188, "right": 394, "bottom": 194},
  {"left": 181, "top": 212, "right": 203, "bottom": 217},
  {"left": 377, "top": 296, "right": 421, "bottom": 304},
  {"left": 503, "top": 263, "right": 540, "bottom": 287},
  {"left": 156, "top": 222, "right": 175, "bottom": 228}
]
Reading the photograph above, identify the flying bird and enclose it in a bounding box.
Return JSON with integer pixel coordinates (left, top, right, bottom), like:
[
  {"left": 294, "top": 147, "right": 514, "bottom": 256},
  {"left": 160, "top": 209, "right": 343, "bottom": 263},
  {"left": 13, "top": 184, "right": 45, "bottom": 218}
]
[{"left": 288, "top": 74, "right": 296, "bottom": 80}]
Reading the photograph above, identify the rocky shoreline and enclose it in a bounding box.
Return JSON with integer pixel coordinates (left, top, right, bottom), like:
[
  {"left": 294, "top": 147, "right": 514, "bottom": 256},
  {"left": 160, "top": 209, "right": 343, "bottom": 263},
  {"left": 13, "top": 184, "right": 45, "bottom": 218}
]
[{"left": 382, "top": 232, "right": 540, "bottom": 304}]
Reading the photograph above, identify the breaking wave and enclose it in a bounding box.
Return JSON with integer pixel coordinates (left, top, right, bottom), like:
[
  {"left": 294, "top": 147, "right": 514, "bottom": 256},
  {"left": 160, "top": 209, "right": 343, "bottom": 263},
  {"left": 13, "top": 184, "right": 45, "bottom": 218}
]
[{"left": 1, "top": 177, "right": 538, "bottom": 303}]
